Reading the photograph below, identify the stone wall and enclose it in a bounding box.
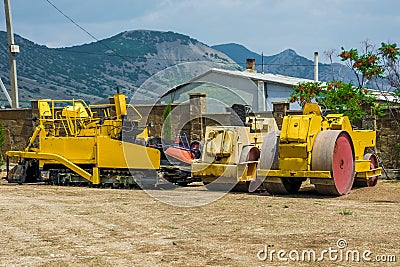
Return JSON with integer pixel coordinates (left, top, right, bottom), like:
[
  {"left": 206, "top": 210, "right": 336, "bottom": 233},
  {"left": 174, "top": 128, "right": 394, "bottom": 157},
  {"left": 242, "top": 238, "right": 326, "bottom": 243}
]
[
  {"left": 2, "top": 100, "right": 400, "bottom": 174},
  {"left": 136, "top": 103, "right": 191, "bottom": 140},
  {"left": 136, "top": 103, "right": 231, "bottom": 142},
  {"left": 0, "top": 108, "right": 34, "bottom": 161},
  {"left": 374, "top": 108, "right": 400, "bottom": 169}
]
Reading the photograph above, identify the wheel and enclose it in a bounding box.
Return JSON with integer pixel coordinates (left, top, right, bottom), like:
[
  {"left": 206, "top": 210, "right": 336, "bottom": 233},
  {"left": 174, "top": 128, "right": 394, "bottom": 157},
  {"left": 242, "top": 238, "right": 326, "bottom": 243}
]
[
  {"left": 7, "top": 160, "right": 39, "bottom": 184},
  {"left": 312, "top": 130, "right": 355, "bottom": 196},
  {"left": 249, "top": 131, "right": 294, "bottom": 196},
  {"left": 258, "top": 131, "right": 280, "bottom": 171},
  {"left": 353, "top": 153, "right": 379, "bottom": 187},
  {"left": 265, "top": 178, "right": 303, "bottom": 195},
  {"left": 365, "top": 153, "right": 379, "bottom": 187},
  {"left": 177, "top": 182, "right": 189, "bottom": 187},
  {"left": 7, "top": 163, "right": 27, "bottom": 184},
  {"left": 249, "top": 131, "right": 279, "bottom": 193},
  {"left": 239, "top": 145, "right": 260, "bottom": 162},
  {"left": 231, "top": 182, "right": 251, "bottom": 192}
]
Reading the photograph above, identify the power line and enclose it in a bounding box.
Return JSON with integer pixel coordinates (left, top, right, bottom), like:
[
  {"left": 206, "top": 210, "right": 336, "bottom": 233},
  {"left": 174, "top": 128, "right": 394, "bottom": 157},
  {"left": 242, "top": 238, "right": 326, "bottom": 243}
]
[
  {"left": 40, "top": 1, "right": 336, "bottom": 69},
  {"left": 44, "top": 0, "right": 99, "bottom": 43},
  {"left": 44, "top": 0, "right": 133, "bottom": 65}
]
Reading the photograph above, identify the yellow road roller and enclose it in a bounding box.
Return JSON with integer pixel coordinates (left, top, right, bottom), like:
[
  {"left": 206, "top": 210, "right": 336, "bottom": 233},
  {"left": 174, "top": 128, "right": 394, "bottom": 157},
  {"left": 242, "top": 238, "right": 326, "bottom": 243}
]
[
  {"left": 193, "top": 103, "right": 381, "bottom": 196},
  {"left": 252, "top": 103, "right": 381, "bottom": 195},
  {"left": 191, "top": 116, "right": 277, "bottom": 191},
  {"left": 191, "top": 126, "right": 261, "bottom": 191}
]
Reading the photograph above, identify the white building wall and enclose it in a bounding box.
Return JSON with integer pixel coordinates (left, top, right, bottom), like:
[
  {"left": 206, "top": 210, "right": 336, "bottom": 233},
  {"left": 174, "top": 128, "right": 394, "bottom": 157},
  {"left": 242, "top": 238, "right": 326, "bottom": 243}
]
[
  {"left": 191, "top": 72, "right": 259, "bottom": 109},
  {"left": 192, "top": 72, "right": 301, "bottom": 111},
  {"left": 266, "top": 83, "right": 301, "bottom": 110}
]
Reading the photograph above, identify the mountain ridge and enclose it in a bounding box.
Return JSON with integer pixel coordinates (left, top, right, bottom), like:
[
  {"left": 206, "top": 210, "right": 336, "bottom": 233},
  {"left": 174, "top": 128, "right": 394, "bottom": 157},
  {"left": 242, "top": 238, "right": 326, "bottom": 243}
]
[
  {"left": 0, "top": 30, "right": 358, "bottom": 107},
  {"left": 0, "top": 30, "right": 239, "bottom": 106},
  {"left": 211, "top": 43, "right": 356, "bottom": 83}
]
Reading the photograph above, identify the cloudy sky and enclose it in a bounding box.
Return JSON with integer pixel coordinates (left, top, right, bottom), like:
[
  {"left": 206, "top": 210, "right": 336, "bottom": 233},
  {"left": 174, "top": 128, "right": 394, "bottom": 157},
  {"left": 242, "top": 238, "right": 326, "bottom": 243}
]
[{"left": 1, "top": 0, "right": 399, "bottom": 62}]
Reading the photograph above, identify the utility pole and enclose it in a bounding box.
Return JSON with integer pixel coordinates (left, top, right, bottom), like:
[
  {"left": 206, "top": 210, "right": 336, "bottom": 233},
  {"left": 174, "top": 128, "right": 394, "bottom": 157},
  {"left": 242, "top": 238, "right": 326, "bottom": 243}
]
[
  {"left": 261, "top": 52, "right": 264, "bottom": 74},
  {"left": 4, "top": 0, "right": 19, "bottom": 108}
]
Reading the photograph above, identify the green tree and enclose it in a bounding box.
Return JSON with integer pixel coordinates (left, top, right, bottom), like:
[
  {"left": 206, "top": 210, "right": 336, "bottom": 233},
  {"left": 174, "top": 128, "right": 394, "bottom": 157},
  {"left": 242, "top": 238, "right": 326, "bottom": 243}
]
[
  {"left": 378, "top": 42, "right": 400, "bottom": 95},
  {"left": 291, "top": 41, "right": 400, "bottom": 123},
  {"left": 290, "top": 81, "right": 323, "bottom": 106},
  {"left": 339, "top": 44, "right": 383, "bottom": 88},
  {"left": 290, "top": 81, "right": 381, "bottom": 122}
]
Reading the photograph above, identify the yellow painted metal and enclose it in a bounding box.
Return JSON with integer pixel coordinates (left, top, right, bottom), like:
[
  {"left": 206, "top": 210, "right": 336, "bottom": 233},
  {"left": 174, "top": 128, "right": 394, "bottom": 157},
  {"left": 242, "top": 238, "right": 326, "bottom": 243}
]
[
  {"left": 280, "top": 116, "right": 310, "bottom": 143},
  {"left": 351, "top": 130, "right": 376, "bottom": 161},
  {"left": 39, "top": 137, "right": 97, "bottom": 166},
  {"left": 278, "top": 156, "right": 308, "bottom": 171},
  {"left": 243, "top": 162, "right": 258, "bottom": 181},
  {"left": 302, "top": 103, "right": 321, "bottom": 116},
  {"left": 38, "top": 101, "right": 52, "bottom": 117},
  {"left": 6, "top": 93, "right": 161, "bottom": 184},
  {"left": 192, "top": 162, "right": 235, "bottom": 183},
  {"left": 25, "top": 125, "right": 44, "bottom": 152},
  {"left": 355, "top": 167, "right": 382, "bottom": 178},
  {"left": 6, "top": 151, "right": 95, "bottom": 183},
  {"left": 257, "top": 169, "right": 332, "bottom": 179},
  {"left": 114, "top": 94, "right": 127, "bottom": 117},
  {"left": 279, "top": 114, "right": 322, "bottom": 171},
  {"left": 258, "top": 103, "right": 381, "bottom": 187},
  {"left": 92, "top": 167, "right": 100, "bottom": 185},
  {"left": 247, "top": 117, "right": 278, "bottom": 149},
  {"left": 62, "top": 102, "right": 89, "bottom": 118},
  {"left": 201, "top": 126, "right": 250, "bottom": 165},
  {"left": 355, "top": 160, "right": 372, "bottom": 172},
  {"left": 96, "top": 136, "right": 160, "bottom": 169},
  {"left": 192, "top": 162, "right": 257, "bottom": 184},
  {"left": 192, "top": 126, "right": 260, "bottom": 184},
  {"left": 136, "top": 127, "right": 149, "bottom": 139}
]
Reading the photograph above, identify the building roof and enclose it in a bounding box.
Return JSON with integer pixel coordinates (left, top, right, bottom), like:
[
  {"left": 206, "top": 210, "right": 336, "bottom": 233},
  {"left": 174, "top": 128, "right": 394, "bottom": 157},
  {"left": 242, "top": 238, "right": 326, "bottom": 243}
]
[
  {"left": 369, "top": 89, "right": 399, "bottom": 103},
  {"left": 157, "top": 68, "right": 315, "bottom": 103},
  {"left": 157, "top": 67, "right": 400, "bottom": 105},
  {"left": 190, "top": 68, "right": 314, "bottom": 86}
]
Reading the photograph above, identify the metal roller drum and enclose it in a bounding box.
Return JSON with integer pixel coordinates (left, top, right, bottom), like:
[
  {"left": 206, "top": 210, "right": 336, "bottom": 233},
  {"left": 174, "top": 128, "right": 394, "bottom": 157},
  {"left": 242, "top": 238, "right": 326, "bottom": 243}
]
[
  {"left": 311, "top": 130, "right": 355, "bottom": 195},
  {"left": 264, "top": 177, "right": 303, "bottom": 195},
  {"left": 239, "top": 145, "right": 261, "bottom": 162},
  {"left": 249, "top": 131, "right": 279, "bottom": 193},
  {"left": 250, "top": 131, "right": 303, "bottom": 194},
  {"left": 232, "top": 145, "right": 260, "bottom": 192}
]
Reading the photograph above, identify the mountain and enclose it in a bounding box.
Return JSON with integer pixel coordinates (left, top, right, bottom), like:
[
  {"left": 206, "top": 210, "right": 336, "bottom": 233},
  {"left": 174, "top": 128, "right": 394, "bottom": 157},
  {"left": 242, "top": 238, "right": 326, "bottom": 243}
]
[
  {"left": 212, "top": 43, "right": 261, "bottom": 65},
  {"left": 0, "top": 30, "right": 239, "bottom": 106},
  {"left": 212, "top": 43, "right": 356, "bottom": 83}
]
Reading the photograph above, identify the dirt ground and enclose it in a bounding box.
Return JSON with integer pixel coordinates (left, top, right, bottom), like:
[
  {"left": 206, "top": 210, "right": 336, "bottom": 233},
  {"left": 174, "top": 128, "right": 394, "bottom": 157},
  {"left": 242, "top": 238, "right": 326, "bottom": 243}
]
[{"left": 0, "top": 176, "right": 399, "bottom": 267}]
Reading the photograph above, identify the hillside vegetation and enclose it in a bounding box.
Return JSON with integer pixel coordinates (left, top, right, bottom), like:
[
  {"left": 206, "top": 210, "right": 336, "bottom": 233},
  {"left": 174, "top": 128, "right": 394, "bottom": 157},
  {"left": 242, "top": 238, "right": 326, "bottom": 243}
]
[{"left": 0, "top": 30, "right": 237, "bottom": 106}]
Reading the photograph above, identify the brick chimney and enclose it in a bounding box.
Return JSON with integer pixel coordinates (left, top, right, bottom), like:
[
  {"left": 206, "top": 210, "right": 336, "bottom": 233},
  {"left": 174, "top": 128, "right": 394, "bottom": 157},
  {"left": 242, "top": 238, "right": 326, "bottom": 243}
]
[{"left": 246, "top": 58, "right": 256, "bottom": 73}]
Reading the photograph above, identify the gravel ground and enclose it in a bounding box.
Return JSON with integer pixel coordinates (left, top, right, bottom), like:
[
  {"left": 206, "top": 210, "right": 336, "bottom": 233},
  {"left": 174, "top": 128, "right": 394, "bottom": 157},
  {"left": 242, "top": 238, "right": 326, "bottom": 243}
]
[{"left": 0, "top": 177, "right": 399, "bottom": 267}]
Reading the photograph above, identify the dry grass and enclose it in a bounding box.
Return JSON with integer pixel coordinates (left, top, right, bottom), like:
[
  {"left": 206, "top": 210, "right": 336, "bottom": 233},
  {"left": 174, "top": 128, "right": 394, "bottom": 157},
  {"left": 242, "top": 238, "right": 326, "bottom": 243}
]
[{"left": 0, "top": 178, "right": 399, "bottom": 266}]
